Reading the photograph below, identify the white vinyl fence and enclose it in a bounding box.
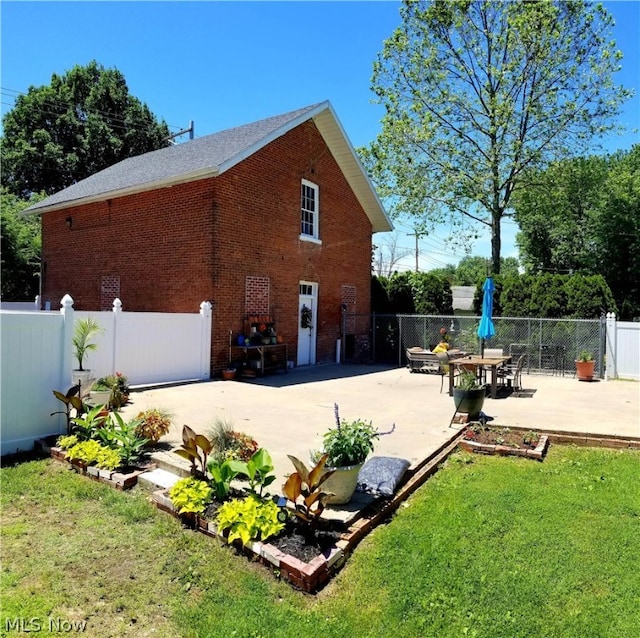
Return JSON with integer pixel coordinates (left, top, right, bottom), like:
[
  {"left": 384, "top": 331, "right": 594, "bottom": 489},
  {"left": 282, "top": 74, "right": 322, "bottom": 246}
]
[
  {"left": 1, "top": 295, "right": 212, "bottom": 456},
  {"left": 77, "top": 298, "right": 212, "bottom": 385},
  {"left": 0, "top": 296, "right": 42, "bottom": 312},
  {"left": 605, "top": 313, "right": 640, "bottom": 380}
]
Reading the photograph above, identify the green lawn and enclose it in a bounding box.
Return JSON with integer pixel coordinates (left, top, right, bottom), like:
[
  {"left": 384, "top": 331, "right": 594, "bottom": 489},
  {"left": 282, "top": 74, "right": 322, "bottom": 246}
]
[{"left": 2, "top": 445, "right": 638, "bottom": 637}]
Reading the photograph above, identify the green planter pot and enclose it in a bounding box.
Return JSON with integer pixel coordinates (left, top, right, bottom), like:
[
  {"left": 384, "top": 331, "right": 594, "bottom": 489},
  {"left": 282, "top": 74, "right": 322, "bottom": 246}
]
[{"left": 452, "top": 387, "right": 486, "bottom": 420}]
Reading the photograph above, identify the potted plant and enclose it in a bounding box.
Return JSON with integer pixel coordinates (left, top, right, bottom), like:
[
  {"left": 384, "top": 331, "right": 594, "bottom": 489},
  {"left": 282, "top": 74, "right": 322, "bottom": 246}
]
[
  {"left": 88, "top": 372, "right": 129, "bottom": 409},
  {"left": 72, "top": 316, "right": 103, "bottom": 389},
  {"left": 452, "top": 369, "right": 486, "bottom": 420},
  {"left": 89, "top": 377, "right": 113, "bottom": 406},
  {"left": 109, "top": 372, "right": 129, "bottom": 409},
  {"left": 317, "top": 404, "right": 380, "bottom": 505},
  {"left": 575, "top": 351, "right": 596, "bottom": 381},
  {"left": 222, "top": 368, "right": 236, "bottom": 381}
]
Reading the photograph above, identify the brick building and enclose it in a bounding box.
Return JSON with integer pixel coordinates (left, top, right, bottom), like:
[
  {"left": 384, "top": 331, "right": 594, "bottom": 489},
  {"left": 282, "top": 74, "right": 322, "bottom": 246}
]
[{"left": 25, "top": 102, "right": 392, "bottom": 374}]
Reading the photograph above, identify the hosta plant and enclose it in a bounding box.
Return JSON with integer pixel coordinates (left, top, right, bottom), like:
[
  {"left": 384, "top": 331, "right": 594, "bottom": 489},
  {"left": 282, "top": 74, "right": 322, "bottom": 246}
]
[
  {"left": 215, "top": 494, "right": 284, "bottom": 545},
  {"left": 169, "top": 476, "right": 213, "bottom": 515}
]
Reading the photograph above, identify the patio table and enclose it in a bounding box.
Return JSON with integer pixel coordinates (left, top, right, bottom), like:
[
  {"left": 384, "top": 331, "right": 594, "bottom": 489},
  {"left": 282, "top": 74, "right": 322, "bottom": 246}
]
[{"left": 448, "top": 354, "right": 512, "bottom": 399}]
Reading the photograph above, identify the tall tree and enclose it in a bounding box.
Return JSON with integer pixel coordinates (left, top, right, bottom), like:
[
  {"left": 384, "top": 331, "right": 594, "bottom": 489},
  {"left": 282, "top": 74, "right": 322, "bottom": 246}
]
[
  {"left": 1, "top": 61, "right": 170, "bottom": 197},
  {"left": 513, "top": 147, "right": 640, "bottom": 319},
  {"left": 364, "top": 0, "right": 632, "bottom": 274},
  {"left": 455, "top": 255, "right": 519, "bottom": 285},
  {"left": 1, "top": 189, "right": 44, "bottom": 300}
]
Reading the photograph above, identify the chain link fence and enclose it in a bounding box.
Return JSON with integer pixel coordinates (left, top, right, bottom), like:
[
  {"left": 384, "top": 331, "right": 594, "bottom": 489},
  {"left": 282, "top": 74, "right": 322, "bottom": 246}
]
[{"left": 352, "top": 313, "right": 605, "bottom": 377}]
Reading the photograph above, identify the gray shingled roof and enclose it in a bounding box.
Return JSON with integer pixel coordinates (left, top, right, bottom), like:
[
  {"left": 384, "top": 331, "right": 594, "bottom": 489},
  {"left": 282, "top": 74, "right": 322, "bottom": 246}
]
[{"left": 24, "top": 101, "right": 392, "bottom": 233}]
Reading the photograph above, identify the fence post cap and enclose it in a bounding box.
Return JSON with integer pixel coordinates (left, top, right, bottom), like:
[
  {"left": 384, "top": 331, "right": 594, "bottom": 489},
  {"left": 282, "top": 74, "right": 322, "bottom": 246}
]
[
  {"left": 60, "top": 294, "right": 74, "bottom": 308},
  {"left": 113, "top": 298, "right": 123, "bottom": 310}
]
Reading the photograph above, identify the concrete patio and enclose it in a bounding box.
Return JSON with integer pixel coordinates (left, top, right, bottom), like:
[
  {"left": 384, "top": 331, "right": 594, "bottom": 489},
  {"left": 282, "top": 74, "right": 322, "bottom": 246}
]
[{"left": 120, "top": 364, "right": 640, "bottom": 488}]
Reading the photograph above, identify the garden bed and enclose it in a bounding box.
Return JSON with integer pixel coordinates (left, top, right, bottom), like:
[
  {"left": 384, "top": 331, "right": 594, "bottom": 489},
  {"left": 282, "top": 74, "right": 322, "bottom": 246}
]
[
  {"left": 458, "top": 425, "right": 549, "bottom": 460},
  {"left": 35, "top": 436, "right": 155, "bottom": 490},
  {"left": 151, "top": 488, "right": 347, "bottom": 592},
  {"left": 149, "top": 431, "right": 466, "bottom": 593}
]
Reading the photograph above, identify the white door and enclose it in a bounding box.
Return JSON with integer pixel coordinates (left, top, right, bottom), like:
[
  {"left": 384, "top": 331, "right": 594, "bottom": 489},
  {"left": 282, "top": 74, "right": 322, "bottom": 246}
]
[{"left": 297, "top": 282, "right": 317, "bottom": 366}]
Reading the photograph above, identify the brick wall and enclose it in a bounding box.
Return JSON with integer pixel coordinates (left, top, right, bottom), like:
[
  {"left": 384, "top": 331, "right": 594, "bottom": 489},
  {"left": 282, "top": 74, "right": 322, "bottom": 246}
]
[{"left": 41, "top": 119, "right": 373, "bottom": 374}]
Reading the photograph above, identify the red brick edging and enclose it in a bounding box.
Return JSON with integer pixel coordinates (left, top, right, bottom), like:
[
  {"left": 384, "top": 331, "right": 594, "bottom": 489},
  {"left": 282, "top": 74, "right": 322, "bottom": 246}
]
[
  {"left": 458, "top": 434, "right": 549, "bottom": 459},
  {"left": 35, "top": 438, "right": 152, "bottom": 490}
]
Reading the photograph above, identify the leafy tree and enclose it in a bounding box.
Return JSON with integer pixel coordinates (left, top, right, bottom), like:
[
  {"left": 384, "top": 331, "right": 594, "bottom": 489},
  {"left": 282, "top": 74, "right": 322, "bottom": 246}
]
[
  {"left": 425, "top": 264, "right": 456, "bottom": 284},
  {"left": 513, "top": 156, "right": 608, "bottom": 274},
  {"left": 564, "top": 274, "right": 616, "bottom": 319},
  {"left": 410, "top": 272, "right": 453, "bottom": 315},
  {"left": 386, "top": 272, "right": 416, "bottom": 313},
  {"left": 455, "top": 255, "right": 519, "bottom": 286},
  {"left": 1, "top": 61, "right": 170, "bottom": 197},
  {"left": 596, "top": 148, "right": 640, "bottom": 319},
  {"left": 514, "top": 147, "right": 640, "bottom": 319},
  {"left": 429, "top": 255, "right": 519, "bottom": 285},
  {"left": 371, "top": 275, "right": 392, "bottom": 313},
  {"left": 529, "top": 274, "right": 567, "bottom": 319},
  {"left": 0, "top": 189, "right": 44, "bottom": 300},
  {"left": 494, "top": 275, "right": 533, "bottom": 318},
  {"left": 382, "top": 271, "right": 453, "bottom": 314},
  {"left": 483, "top": 272, "right": 616, "bottom": 318},
  {"left": 364, "top": 0, "right": 632, "bottom": 275}
]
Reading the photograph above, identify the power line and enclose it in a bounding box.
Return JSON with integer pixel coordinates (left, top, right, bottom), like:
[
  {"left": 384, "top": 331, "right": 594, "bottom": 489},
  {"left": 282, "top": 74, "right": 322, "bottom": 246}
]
[{"left": 1, "top": 85, "right": 182, "bottom": 135}]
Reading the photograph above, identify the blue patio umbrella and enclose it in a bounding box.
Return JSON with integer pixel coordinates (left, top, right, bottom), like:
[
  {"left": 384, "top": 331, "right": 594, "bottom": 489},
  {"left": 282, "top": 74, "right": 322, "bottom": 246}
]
[{"left": 477, "top": 277, "right": 495, "bottom": 357}]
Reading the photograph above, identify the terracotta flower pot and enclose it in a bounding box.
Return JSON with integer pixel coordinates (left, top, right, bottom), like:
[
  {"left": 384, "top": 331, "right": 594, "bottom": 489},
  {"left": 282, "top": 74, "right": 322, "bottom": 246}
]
[{"left": 575, "top": 359, "right": 596, "bottom": 381}]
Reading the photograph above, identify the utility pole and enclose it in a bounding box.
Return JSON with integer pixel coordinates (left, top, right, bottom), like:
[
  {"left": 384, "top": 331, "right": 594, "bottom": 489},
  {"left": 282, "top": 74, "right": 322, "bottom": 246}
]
[
  {"left": 167, "top": 120, "right": 194, "bottom": 143},
  {"left": 406, "top": 230, "right": 426, "bottom": 272}
]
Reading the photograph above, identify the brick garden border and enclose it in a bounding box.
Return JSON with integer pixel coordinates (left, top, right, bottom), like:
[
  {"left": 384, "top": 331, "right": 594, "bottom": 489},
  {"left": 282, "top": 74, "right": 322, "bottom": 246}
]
[
  {"left": 458, "top": 432, "right": 550, "bottom": 459},
  {"left": 36, "top": 426, "right": 640, "bottom": 593},
  {"left": 150, "top": 429, "right": 467, "bottom": 592},
  {"left": 35, "top": 437, "right": 153, "bottom": 490}
]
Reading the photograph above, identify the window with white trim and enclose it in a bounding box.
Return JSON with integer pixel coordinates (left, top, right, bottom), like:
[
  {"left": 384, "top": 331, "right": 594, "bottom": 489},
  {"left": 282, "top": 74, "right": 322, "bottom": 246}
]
[{"left": 300, "top": 179, "right": 319, "bottom": 240}]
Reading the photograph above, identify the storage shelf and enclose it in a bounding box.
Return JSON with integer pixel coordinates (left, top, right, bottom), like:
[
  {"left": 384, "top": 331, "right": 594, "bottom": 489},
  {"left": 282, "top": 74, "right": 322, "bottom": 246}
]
[{"left": 229, "top": 344, "right": 288, "bottom": 376}]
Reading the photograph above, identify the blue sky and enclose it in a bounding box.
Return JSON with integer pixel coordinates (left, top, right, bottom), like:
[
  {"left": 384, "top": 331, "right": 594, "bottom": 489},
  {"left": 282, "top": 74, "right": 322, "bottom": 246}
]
[{"left": 2, "top": 1, "right": 639, "bottom": 271}]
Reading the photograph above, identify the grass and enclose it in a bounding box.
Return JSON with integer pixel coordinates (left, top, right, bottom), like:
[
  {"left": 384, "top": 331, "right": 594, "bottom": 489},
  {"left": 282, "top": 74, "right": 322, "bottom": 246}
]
[{"left": 1, "top": 445, "right": 638, "bottom": 637}]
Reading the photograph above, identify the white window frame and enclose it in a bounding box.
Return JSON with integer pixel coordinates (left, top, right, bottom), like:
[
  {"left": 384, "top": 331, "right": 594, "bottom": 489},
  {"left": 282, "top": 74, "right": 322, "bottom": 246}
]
[{"left": 300, "top": 179, "right": 321, "bottom": 244}]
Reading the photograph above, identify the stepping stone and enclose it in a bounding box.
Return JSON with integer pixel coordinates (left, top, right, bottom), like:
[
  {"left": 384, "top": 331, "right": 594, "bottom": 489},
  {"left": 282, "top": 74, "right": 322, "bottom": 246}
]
[{"left": 138, "top": 468, "right": 181, "bottom": 491}]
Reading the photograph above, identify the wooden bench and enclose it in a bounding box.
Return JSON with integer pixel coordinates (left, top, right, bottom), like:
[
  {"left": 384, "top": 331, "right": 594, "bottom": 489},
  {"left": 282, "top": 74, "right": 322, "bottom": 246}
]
[{"left": 406, "top": 348, "right": 441, "bottom": 374}]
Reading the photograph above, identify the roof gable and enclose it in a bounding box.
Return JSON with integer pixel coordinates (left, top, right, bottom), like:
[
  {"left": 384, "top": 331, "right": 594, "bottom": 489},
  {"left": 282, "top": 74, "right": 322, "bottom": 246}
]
[{"left": 25, "top": 101, "right": 392, "bottom": 232}]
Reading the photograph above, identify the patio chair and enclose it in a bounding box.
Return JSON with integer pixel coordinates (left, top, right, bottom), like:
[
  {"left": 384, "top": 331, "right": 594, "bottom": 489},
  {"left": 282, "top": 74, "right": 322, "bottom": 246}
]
[
  {"left": 406, "top": 348, "right": 440, "bottom": 374},
  {"left": 500, "top": 354, "right": 526, "bottom": 391},
  {"left": 434, "top": 351, "right": 454, "bottom": 393},
  {"left": 479, "top": 348, "right": 504, "bottom": 383}
]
